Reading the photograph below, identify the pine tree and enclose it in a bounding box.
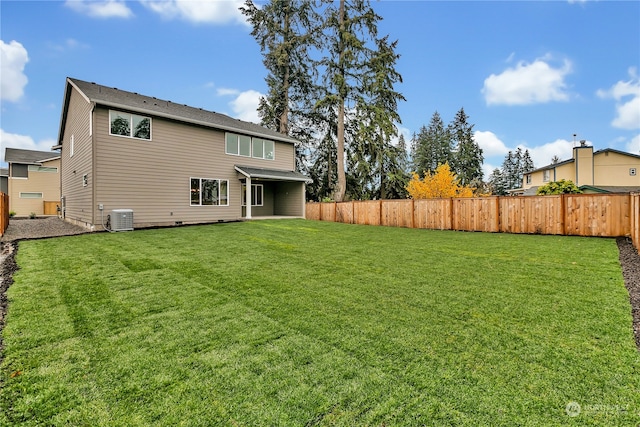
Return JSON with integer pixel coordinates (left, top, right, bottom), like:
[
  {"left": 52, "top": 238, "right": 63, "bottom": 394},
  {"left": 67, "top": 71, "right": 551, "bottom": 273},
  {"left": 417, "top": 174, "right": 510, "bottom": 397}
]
[
  {"left": 411, "top": 111, "right": 451, "bottom": 176},
  {"left": 449, "top": 108, "right": 483, "bottom": 186},
  {"left": 241, "top": 0, "right": 320, "bottom": 171},
  {"left": 317, "top": 0, "right": 382, "bottom": 202}
]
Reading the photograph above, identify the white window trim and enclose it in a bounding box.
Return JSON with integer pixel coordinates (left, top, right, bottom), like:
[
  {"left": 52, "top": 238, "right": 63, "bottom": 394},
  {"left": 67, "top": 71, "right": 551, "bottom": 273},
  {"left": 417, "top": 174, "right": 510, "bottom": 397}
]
[
  {"left": 543, "top": 170, "right": 550, "bottom": 182},
  {"left": 109, "top": 110, "right": 152, "bottom": 141},
  {"left": 20, "top": 192, "right": 43, "bottom": 199},
  {"left": 242, "top": 183, "right": 264, "bottom": 207},
  {"left": 189, "top": 177, "right": 229, "bottom": 207}
]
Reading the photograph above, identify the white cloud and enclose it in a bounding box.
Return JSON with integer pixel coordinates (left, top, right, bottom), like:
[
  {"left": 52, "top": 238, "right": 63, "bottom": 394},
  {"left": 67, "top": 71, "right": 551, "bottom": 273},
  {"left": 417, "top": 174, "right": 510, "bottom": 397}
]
[
  {"left": 0, "top": 40, "right": 29, "bottom": 102},
  {"left": 627, "top": 134, "right": 640, "bottom": 154},
  {"left": 216, "top": 87, "right": 240, "bottom": 96},
  {"left": 141, "top": 0, "right": 247, "bottom": 25},
  {"left": 596, "top": 67, "right": 640, "bottom": 130},
  {"left": 0, "top": 129, "right": 57, "bottom": 164},
  {"left": 474, "top": 130, "right": 509, "bottom": 158},
  {"left": 482, "top": 56, "right": 572, "bottom": 106},
  {"left": 229, "top": 90, "right": 262, "bottom": 123},
  {"left": 47, "top": 38, "right": 90, "bottom": 53},
  {"left": 519, "top": 138, "right": 576, "bottom": 167},
  {"left": 65, "top": 0, "right": 133, "bottom": 18}
]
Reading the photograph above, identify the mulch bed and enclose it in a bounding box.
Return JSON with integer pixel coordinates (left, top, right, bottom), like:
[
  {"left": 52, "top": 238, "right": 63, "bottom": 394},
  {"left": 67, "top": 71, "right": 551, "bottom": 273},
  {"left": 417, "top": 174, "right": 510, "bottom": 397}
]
[{"left": 617, "top": 236, "right": 640, "bottom": 350}]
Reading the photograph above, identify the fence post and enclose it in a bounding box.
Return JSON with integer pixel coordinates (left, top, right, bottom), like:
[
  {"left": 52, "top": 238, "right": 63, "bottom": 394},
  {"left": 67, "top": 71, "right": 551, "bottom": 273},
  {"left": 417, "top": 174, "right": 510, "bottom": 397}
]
[
  {"left": 411, "top": 198, "right": 415, "bottom": 229},
  {"left": 560, "top": 194, "right": 567, "bottom": 236}
]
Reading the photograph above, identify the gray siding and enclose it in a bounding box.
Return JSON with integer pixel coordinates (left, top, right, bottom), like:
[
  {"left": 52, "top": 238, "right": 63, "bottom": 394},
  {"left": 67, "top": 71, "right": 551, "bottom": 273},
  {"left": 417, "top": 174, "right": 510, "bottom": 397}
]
[
  {"left": 60, "top": 88, "right": 94, "bottom": 227},
  {"left": 92, "top": 106, "right": 297, "bottom": 227},
  {"left": 274, "top": 182, "right": 304, "bottom": 216}
]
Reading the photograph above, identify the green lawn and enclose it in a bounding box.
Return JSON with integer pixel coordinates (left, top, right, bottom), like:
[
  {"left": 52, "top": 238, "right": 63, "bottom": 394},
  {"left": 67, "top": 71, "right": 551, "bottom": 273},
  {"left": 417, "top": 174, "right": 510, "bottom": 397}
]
[{"left": 1, "top": 219, "right": 638, "bottom": 426}]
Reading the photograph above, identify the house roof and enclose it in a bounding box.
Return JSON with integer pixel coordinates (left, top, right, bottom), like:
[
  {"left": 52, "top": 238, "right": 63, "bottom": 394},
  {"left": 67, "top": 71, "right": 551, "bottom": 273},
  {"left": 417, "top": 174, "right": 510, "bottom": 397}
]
[
  {"left": 0, "top": 168, "right": 8, "bottom": 177},
  {"left": 527, "top": 147, "right": 640, "bottom": 174},
  {"left": 4, "top": 148, "right": 61, "bottom": 164},
  {"left": 579, "top": 185, "right": 640, "bottom": 194},
  {"left": 235, "top": 165, "right": 313, "bottom": 183},
  {"left": 58, "top": 77, "right": 300, "bottom": 146}
]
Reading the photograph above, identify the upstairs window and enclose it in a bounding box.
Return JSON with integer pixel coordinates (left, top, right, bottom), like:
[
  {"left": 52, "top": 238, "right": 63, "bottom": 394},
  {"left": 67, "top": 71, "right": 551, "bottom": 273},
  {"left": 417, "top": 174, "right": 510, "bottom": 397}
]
[
  {"left": 226, "top": 132, "right": 274, "bottom": 160},
  {"left": 11, "top": 164, "right": 28, "bottom": 178},
  {"left": 28, "top": 165, "right": 58, "bottom": 173},
  {"left": 109, "top": 110, "right": 151, "bottom": 140},
  {"left": 252, "top": 138, "right": 275, "bottom": 160},
  {"left": 543, "top": 170, "right": 550, "bottom": 182},
  {"left": 525, "top": 174, "right": 532, "bottom": 184}
]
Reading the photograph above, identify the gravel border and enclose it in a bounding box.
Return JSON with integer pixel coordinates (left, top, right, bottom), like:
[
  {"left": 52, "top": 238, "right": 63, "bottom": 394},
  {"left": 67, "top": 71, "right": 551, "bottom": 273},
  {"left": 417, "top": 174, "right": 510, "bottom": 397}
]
[{"left": 0, "top": 217, "right": 88, "bottom": 242}]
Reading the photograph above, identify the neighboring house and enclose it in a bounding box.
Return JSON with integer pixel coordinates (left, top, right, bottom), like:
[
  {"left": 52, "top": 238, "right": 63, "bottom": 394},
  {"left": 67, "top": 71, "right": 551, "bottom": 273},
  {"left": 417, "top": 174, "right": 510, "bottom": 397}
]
[
  {"left": 1, "top": 168, "right": 7, "bottom": 194},
  {"left": 4, "top": 148, "right": 61, "bottom": 216},
  {"left": 520, "top": 144, "right": 640, "bottom": 195},
  {"left": 56, "top": 77, "right": 311, "bottom": 230}
]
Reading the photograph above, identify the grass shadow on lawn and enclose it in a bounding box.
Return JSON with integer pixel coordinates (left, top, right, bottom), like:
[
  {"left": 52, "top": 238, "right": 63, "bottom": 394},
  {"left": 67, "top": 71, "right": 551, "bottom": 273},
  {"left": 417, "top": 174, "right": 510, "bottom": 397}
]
[{"left": 1, "top": 219, "right": 639, "bottom": 425}]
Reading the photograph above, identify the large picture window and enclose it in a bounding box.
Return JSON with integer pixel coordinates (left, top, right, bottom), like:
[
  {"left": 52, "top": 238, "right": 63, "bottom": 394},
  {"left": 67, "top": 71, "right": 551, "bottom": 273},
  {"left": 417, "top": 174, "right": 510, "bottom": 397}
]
[
  {"left": 242, "top": 184, "right": 263, "bottom": 206},
  {"left": 190, "top": 178, "right": 228, "bottom": 206},
  {"left": 110, "top": 110, "right": 151, "bottom": 140},
  {"left": 225, "top": 132, "right": 274, "bottom": 160}
]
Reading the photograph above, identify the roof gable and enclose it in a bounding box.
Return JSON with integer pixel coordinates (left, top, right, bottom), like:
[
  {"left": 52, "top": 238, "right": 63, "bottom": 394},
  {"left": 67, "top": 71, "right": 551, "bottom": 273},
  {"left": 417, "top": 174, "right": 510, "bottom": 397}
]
[
  {"left": 4, "top": 148, "right": 61, "bottom": 164},
  {"left": 60, "top": 77, "right": 299, "bottom": 146}
]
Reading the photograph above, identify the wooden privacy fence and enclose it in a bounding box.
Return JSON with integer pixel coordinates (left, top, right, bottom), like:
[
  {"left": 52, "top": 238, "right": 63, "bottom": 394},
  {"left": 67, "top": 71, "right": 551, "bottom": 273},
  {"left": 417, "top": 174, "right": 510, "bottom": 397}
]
[
  {"left": 0, "top": 192, "right": 9, "bottom": 237},
  {"left": 306, "top": 193, "right": 640, "bottom": 251}
]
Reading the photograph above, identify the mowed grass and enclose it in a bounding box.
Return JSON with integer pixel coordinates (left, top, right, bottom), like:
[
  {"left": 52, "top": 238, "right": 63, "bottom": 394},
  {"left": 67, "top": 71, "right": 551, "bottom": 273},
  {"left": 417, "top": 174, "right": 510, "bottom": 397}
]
[{"left": 1, "top": 219, "right": 639, "bottom": 426}]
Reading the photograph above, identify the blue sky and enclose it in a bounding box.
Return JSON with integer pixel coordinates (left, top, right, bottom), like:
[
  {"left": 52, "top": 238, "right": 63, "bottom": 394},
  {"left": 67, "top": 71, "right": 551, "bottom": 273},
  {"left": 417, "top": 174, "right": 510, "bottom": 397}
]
[{"left": 1, "top": 0, "right": 639, "bottom": 177}]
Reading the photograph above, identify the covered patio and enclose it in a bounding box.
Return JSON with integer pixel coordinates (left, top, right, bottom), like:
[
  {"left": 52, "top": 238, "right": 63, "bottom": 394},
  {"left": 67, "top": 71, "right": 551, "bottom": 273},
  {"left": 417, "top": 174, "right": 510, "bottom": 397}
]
[{"left": 235, "top": 165, "right": 312, "bottom": 219}]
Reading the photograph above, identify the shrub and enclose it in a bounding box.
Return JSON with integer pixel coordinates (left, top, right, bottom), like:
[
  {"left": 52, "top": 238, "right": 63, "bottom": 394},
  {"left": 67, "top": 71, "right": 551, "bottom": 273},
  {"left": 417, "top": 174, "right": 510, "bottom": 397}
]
[
  {"left": 29, "top": 212, "right": 37, "bottom": 219},
  {"left": 9, "top": 210, "right": 16, "bottom": 218},
  {"left": 536, "top": 179, "right": 582, "bottom": 195},
  {"left": 406, "top": 163, "right": 474, "bottom": 199}
]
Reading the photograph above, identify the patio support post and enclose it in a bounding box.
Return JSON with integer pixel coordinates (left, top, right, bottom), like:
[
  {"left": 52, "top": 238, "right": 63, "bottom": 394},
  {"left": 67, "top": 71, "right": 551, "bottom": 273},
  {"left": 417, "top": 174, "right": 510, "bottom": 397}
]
[{"left": 245, "top": 177, "right": 252, "bottom": 219}]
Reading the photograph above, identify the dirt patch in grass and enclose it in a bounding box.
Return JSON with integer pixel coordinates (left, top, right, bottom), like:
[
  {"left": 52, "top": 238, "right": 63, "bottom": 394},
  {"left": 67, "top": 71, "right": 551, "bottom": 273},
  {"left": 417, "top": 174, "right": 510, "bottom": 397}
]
[{"left": 0, "top": 241, "right": 18, "bottom": 364}]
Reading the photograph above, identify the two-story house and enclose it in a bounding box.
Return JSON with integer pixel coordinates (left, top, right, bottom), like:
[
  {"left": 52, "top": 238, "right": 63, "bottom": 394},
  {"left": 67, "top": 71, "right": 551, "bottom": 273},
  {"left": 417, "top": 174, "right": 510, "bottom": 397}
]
[
  {"left": 4, "top": 148, "right": 61, "bottom": 216},
  {"left": 56, "top": 77, "right": 311, "bottom": 230},
  {"left": 521, "top": 143, "right": 640, "bottom": 195}
]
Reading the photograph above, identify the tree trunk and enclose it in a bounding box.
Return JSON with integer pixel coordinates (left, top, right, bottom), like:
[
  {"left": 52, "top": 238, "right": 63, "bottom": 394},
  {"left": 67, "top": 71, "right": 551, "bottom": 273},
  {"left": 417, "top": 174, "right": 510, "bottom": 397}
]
[
  {"left": 279, "top": 8, "right": 290, "bottom": 135},
  {"left": 335, "top": 0, "right": 346, "bottom": 202}
]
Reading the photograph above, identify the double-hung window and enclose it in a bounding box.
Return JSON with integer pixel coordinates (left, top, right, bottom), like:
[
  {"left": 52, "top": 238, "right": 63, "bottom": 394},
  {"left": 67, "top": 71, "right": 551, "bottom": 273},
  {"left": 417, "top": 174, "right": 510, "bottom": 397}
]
[
  {"left": 242, "top": 184, "right": 263, "bottom": 206},
  {"left": 543, "top": 170, "right": 550, "bottom": 182},
  {"left": 190, "top": 178, "right": 229, "bottom": 206},
  {"left": 109, "top": 110, "right": 152, "bottom": 140}
]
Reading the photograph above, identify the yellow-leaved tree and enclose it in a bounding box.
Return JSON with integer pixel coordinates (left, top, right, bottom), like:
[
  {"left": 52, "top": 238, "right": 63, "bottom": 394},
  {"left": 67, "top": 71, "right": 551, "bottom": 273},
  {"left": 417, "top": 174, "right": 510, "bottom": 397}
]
[{"left": 406, "top": 163, "right": 474, "bottom": 199}]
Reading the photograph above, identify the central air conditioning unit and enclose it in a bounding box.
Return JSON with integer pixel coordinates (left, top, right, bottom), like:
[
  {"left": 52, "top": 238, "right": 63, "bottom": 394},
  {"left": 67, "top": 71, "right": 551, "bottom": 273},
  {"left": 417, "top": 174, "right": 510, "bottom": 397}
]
[{"left": 111, "top": 209, "right": 134, "bottom": 231}]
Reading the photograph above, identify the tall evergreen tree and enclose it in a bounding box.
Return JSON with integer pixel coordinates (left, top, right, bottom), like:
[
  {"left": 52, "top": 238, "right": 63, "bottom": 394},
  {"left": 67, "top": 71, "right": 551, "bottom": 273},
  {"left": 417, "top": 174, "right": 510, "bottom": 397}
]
[
  {"left": 355, "top": 35, "right": 405, "bottom": 199},
  {"left": 449, "top": 108, "right": 483, "bottom": 186},
  {"left": 411, "top": 111, "right": 451, "bottom": 176},
  {"left": 241, "top": 0, "right": 320, "bottom": 171},
  {"left": 317, "top": 0, "right": 382, "bottom": 202},
  {"left": 382, "top": 134, "right": 410, "bottom": 199},
  {"left": 490, "top": 148, "right": 535, "bottom": 194}
]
